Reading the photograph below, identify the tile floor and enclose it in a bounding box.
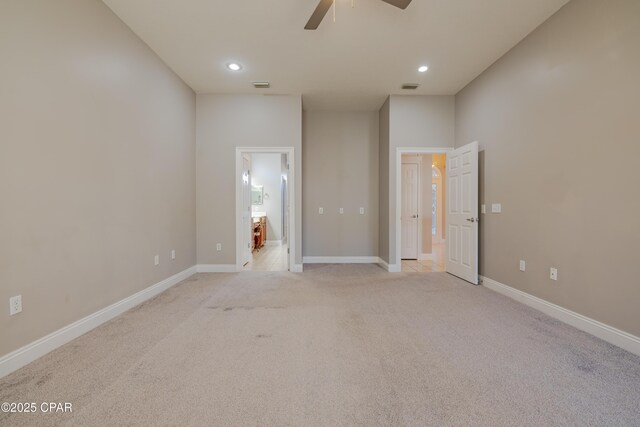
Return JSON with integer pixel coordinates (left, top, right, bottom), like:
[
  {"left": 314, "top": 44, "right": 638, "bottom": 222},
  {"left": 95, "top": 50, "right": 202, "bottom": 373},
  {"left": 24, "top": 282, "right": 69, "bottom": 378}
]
[
  {"left": 401, "top": 243, "right": 446, "bottom": 273},
  {"left": 243, "top": 244, "right": 288, "bottom": 271}
]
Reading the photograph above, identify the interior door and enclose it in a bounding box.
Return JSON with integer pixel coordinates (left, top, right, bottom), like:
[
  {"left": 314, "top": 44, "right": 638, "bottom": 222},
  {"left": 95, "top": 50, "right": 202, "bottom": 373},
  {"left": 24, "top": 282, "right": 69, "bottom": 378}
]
[
  {"left": 242, "top": 155, "right": 252, "bottom": 266},
  {"left": 401, "top": 163, "right": 419, "bottom": 259},
  {"left": 446, "top": 141, "right": 479, "bottom": 284}
]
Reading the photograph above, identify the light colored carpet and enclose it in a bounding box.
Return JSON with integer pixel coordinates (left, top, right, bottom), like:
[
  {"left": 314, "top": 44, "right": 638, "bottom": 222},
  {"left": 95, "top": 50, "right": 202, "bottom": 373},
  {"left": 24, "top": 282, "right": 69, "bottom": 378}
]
[{"left": 1, "top": 264, "right": 639, "bottom": 426}]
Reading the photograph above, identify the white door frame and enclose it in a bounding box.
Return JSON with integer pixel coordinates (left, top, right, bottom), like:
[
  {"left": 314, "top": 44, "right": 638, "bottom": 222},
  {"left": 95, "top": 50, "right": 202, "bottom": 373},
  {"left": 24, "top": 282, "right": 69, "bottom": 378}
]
[
  {"left": 241, "top": 154, "right": 253, "bottom": 266},
  {"left": 235, "top": 147, "right": 296, "bottom": 272},
  {"left": 394, "top": 147, "right": 453, "bottom": 272},
  {"left": 431, "top": 165, "right": 444, "bottom": 244},
  {"left": 401, "top": 156, "right": 422, "bottom": 260}
]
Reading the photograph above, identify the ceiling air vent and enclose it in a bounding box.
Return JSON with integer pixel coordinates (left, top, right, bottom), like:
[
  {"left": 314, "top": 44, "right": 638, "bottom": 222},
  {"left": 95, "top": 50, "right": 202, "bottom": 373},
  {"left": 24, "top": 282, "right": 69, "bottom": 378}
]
[
  {"left": 402, "top": 83, "right": 419, "bottom": 90},
  {"left": 252, "top": 81, "right": 270, "bottom": 89}
]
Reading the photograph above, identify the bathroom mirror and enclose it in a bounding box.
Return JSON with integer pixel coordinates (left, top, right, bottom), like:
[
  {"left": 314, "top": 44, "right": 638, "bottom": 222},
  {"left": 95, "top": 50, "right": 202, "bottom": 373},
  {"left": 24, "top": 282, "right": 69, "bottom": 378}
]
[{"left": 251, "top": 185, "right": 263, "bottom": 205}]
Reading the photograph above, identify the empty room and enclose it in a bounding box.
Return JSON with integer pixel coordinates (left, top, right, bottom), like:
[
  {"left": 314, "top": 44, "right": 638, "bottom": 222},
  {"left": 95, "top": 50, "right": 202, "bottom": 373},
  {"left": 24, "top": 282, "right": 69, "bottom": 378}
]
[{"left": 1, "top": 0, "right": 639, "bottom": 425}]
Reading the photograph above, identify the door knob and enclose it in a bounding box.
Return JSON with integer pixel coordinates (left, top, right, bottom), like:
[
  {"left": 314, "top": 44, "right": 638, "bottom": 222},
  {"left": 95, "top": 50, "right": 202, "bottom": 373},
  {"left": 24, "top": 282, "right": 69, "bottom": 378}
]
[
  {"left": 412, "top": 215, "right": 418, "bottom": 218},
  {"left": 466, "top": 218, "right": 475, "bottom": 222}
]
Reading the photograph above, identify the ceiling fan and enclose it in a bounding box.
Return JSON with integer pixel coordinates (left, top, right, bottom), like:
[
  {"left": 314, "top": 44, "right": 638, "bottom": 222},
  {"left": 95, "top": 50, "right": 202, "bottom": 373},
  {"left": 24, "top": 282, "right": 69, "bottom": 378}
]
[{"left": 305, "top": 0, "right": 412, "bottom": 30}]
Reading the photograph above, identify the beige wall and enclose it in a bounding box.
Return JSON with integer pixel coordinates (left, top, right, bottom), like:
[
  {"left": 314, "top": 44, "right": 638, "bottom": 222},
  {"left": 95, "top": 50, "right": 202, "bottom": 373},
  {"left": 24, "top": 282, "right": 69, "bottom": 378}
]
[
  {"left": 0, "top": 0, "right": 196, "bottom": 357},
  {"left": 378, "top": 99, "right": 391, "bottom": 263},
  {"left": 388, "top": 95, "right": 455, "bottom": 266},
  {"left": 302, "top": 111, "right": 379, "bottom": 257},
  {"left": 455, "top": 0, "right": 640, "bottom": 336},
  {"left": 196, "top": 94, "right": 302, "bottom": 266}
]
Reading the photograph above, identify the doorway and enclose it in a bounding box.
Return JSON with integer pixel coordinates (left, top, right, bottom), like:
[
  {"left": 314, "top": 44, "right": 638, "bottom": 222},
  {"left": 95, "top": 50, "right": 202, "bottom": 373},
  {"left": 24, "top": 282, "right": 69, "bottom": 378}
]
[
  {"left": 396, "top": 143, "right": 479, "bottom": 284},
  {"left": 235, "top": 147, "right": 295, "bottom": 272},
  {"left": 400, "top": 153, "right": 447, "bottom": 273}
]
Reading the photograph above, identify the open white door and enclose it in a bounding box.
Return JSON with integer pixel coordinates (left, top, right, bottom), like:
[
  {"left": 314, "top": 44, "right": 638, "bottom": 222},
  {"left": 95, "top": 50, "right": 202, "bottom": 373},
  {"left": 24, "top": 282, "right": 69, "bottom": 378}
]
[
  {"left": 241, "top": 155, "right": 252, "bottom": 267},
  {"left": 446, "top": 141, "right": 479, "bottom": 284},
  {"left": 401, "top": 163, "right": 419, "bottom": 259}
]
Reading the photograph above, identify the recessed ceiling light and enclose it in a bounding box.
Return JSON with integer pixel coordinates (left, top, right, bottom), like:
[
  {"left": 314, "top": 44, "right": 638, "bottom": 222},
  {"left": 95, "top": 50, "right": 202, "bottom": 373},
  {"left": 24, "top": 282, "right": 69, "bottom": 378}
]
[
  {"left": 227, "top": 63, "right": 242, "bottom": 71},
  {"left": 418, "top": 65, "right": 429, "bottom": 73}
]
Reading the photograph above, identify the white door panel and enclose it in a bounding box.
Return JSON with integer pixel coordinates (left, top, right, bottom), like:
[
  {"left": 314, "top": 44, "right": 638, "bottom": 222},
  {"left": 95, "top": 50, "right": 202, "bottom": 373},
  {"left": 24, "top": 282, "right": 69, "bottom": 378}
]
[
  {"left": 446, "top": 141, "right": 479, "bottom": 284},
  {"left": 401, "top": 163, "right": 419, "bottom": 259},
  {"left": 448, "top": 225, "right": 459, "bottom": 262}
]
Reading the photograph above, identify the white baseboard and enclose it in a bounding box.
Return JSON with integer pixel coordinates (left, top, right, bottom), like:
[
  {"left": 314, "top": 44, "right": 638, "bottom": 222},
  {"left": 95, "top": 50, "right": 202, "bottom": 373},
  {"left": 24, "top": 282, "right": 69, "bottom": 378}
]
[
  {"left": 303, "top": 256, "right": 380, "bottom": 264},
  {"left": 418, "top": 253, "right": 433, "bottom": 261},
  {"left": 0, "top": 266, "right": 197, "bottom": 379},
  {"left": 481, "top": 276, "right": 640, "bottom": 357},
  {"left": 197, "top": 263, "right": 303, "bottom": 273},
  {"left": 388, "top": 263, "right": 401, "bottom": 273},
  {"left": 264, "top": 240, "right": 283, "bottom": 246},
  {"left": 303, "top": 256, "right": 396, "bottom": 272},
  {"left": 196, "top": 264, "right": 238, "bottom": 273},
  {"left": 375, "top": 258, "right": 402, "bottom": 272}
]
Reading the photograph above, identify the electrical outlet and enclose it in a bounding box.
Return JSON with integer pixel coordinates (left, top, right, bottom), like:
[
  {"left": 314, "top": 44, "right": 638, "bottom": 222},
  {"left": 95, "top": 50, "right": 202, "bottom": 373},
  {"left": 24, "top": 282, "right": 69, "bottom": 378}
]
[
  {"left": 491, "top": 203, "right": 502, "bottom": 213},
  {"left": 550, "top": 268, "right": 558, "bottom": 281},
  {"left": 359, "top": 207, "right": 365, "bottom": 215},
  {"left": 10, "top": 295, "right": 22, "bottom": 316},
  {"left": 339, "top": 208, "right": 344, "bottom": 214},
  {"left": 318, "top": 207, "right": 324, "bottom": 215},
  {"left": 519, "top": 260, "right": 526, "bottom": 271},
  {"left": 171, "top": 250, "right": 176, "bottom": 260},
  {"left": 481, "top": 204, "right": 486, "bottom": 214},
  {"left": 154, "top": 255, "right": 160, "bottom": 266},
  {"left": 216, "top": 243, "right": 222, "bottom": 251}
]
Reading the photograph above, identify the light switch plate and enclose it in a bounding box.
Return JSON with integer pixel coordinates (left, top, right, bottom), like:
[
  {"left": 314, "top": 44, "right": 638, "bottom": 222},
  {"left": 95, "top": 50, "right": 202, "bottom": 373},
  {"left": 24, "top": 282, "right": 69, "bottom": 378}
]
[
  {"left": 359, "top": 207, "right": 365, "bottom": 215},
  {"left": 171, "top": 250, "right": 176, "bottom": 260},
  {"left": 550, "top": 268, "right": 558, "bottom": 281},
  {"left": 519, "top": 260, "right": 526, "bottom": 271},
  {"left": 216, "top": 243, "right": 222, "bottom": 251},
  {"left": 339, "top": 208, "right": 344, "bottom": 214},
  {"left": 492, "top": 203, "right": 502, "bottom": 213},
  {"left": 319, "top": 207, "right": 324, "bottom": 215},
  {"left": 154, "top": 255, "right": 160, "bottom": 266},
  {"left": 481, "top": 204, "right": 486, "bottom": 214}
]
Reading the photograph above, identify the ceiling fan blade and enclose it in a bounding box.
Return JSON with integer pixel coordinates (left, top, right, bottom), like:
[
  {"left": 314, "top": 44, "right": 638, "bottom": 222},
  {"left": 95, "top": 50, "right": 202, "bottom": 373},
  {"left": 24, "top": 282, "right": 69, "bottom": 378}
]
[
  {"left": 380, "top": 0, "right": 412, "bottom": 9},
  {"left": 305, "top": 0, "right": 334, "bottom": 30}
]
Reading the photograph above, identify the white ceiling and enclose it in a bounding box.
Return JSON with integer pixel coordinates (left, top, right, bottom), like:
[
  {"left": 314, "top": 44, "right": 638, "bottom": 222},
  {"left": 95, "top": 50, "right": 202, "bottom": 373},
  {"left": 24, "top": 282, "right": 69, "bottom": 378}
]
[{"left": 102, "top": 0, "right": 568, "bottom": 110}]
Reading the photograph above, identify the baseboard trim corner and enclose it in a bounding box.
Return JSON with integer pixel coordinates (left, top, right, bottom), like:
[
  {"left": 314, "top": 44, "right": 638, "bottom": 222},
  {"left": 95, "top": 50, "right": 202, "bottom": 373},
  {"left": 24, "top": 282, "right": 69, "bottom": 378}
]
[
  {"left": 376, "top": 258, "right": 401, "bottom": 272},
  {"left": 290, "top": 263, "right": 303, "bottom": 273},
  {"left": 480, "top": 275, "right": 640, "bottom": 357},
  {"left": 0, "top": 265, "right": 197, "bottom": 379},
  {"left": 388, "top": 264, "right": 401, "bottom": 273},
  {"left": 196, "top": 264, "right": 238, "bottom": 273}
]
